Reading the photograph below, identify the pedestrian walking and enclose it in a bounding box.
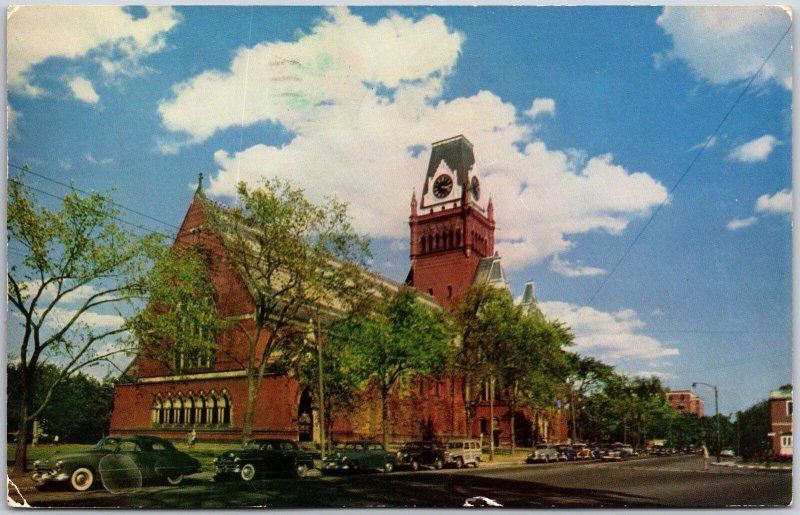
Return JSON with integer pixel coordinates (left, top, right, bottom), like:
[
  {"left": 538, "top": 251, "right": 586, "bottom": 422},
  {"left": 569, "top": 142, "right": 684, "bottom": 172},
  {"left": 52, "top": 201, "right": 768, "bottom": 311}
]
[
  {"left": 188, "top": 428, "right": 197, "bottom": 448},
  {"left": 54, "top": 435, "right": 59, "bottom": 446},
  {"left": 700, "top": 442, "right": 709, "bottom": 471}
]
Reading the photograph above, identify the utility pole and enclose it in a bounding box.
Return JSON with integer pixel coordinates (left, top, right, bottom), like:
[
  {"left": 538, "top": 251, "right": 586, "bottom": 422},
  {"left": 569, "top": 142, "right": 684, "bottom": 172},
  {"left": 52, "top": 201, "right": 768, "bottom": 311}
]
[{"left": 693, "top": 382, "right": 720, "bottom": 463}]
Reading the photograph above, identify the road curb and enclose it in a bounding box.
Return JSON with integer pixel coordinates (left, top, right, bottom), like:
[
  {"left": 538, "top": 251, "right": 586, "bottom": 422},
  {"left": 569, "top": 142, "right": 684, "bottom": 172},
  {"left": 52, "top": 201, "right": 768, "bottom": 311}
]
[{"left": 711, "top": 462, "right": 791, "bottom": 472}]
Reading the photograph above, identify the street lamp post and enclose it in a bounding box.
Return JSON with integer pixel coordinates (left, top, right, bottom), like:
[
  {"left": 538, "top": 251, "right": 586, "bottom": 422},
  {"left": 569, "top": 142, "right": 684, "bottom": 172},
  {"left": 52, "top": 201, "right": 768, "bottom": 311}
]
[{"left": 693, "top": 382, "right": 720, "bottom": 463}]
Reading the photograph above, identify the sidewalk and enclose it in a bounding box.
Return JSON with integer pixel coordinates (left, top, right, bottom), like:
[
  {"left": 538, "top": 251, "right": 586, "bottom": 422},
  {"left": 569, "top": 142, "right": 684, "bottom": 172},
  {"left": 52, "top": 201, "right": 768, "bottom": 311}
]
[{"left": 712, "top": 461, "right": 792, "bottom": 472}]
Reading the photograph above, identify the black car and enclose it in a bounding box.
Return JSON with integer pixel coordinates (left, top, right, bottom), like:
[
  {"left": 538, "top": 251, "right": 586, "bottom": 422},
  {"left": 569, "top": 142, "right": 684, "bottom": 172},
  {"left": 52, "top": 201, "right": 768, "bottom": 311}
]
[
  {"left": 214, "top": 439, "right": 314, "bottom": 481},
  {"left": 396, "top": 441, "right": 447, "bottom": 471}
]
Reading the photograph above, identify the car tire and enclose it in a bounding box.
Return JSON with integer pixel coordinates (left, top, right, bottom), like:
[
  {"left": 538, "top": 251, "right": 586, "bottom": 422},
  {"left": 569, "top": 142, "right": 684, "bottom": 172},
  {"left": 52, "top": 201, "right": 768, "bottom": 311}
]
[
  {"left": 410, "top": 460, "right": 419, "bottom": 472},
  {"left": 240, "top": 464, "right": 256, "bottom": 482},
  {"left": 351, "top": 461, "right": 360, "bottom": 471},
  {"left": 545, "top": 456, "right": 550, "bottom": 464},
  {"left": 295, "top": 463, "right": 308, "bottom": 478},
  {"left": 70, "top": 467, "right": 94, "bottom": 492},
  {"left": 383, "top": 461, "right": 394, "bottom": 473},
  {"left": 165, "top": 474, "right": 184, "bottom": 486},
  {"left": 434, "top": 458, "right": 443, "bottom": 470},
  {"left": 473, "top": 457, "right": 480, "bottom": 468},
  {"left": 455, "top": 457, "right": 464, "bottom": 469}
]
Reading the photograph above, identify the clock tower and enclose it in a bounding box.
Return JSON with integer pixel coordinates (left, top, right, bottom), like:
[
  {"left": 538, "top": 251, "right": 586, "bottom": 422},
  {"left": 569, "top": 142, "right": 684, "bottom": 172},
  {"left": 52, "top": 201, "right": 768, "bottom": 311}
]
[{"left": 408, "top": 135, "right": 503, "bottom": 308}]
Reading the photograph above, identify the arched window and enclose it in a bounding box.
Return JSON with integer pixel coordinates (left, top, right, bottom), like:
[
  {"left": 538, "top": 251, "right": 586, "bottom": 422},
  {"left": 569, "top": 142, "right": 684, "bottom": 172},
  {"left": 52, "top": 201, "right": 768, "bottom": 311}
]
[
  {"left": 198, "top": 395, "right": 207, "bottom": 424},
  {"left": 209, "top": 395, "right": 219, "bottom": 424},
  {"left": 165, "top": 397, "right": 174, "bottom": 424},
  {"left": 219, "top": 394, "right": 230, "bottom": 425},
  {"left": 448, "top": 230, "right": 454, "bottom": 248},
  {"left": 152, "top": 398, "right": 162, "bottom": 425},
  {"left": 427, "top": 235, "right": 433, "bottom": 252},
  {"left": 176, "top": 396, "right": 185, "bottom": 424},
  {"left": 455, "top": 229, "right": 461, "bottom": 246},
  {"left": 187, "top": 396, "right": 196, "bottom": 424},
  {"left": 434, "top": 233, "right": 440, "bottom": 250},
  {"left": 420, "top": 236, "right": 426, "bottom": 253}
]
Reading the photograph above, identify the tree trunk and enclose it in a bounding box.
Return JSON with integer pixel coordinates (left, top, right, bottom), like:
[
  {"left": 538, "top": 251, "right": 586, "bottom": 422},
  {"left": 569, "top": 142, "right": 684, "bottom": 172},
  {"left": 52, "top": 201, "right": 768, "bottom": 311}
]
[
  {"left": 242, "top": 375, "right": 258, "bottom": 445},
  {"left": 14, "top": 404, "right": 29, "bottom": 473},
  {"left": 510, "top": 407, "right": 516, "bottom": 456},
  {"left": 489, "top": 377, "right": 495, "bottom": 462},
  {"left": 381, "top": 387, "right": 389, "bottom": 448}
]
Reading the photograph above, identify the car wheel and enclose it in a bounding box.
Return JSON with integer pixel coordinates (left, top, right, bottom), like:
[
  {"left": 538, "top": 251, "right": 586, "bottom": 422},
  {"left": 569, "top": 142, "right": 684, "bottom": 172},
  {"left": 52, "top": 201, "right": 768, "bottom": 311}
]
[
  {"left": 351, "top": 461, "right": 360, "bottom": 471},
  {"left": 70, "top": 467, "right": 94, "bottom": 492},
  {"left": 295, "top": 463, "right": 308, "bottom": 478},
  {"left": 434, "top": 458, "right": 443, "bottom": 470},
  {"left": 383, "top": 461, "right": 394, "bottom": 473},
  {"left": 165, "top": 474, "right": 184, "bottom": 486},
  {"left": 544, "top": 456, "right": 550, "bottom": 464},
  {"left": 455, "top": 457, "right": 464, "bottom": 469},
  {"left": 473, "top": 457, "right": 480, "bottom": 468},
  {"left": 240, "top": 464, "right": 256, "bottom": 481},
  {"left": 410, "top": 459, "right": 419, "bottom": 472}
]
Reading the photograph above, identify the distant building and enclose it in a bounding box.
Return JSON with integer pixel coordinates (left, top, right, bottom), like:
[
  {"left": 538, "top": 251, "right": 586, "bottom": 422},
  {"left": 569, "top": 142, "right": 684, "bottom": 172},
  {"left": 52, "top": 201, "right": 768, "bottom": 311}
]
[
  {"left": 767, "top": 385, "right": 792, "bottom": 457},
  {"left": 666, "top": 390, "right": 704, "bottom": 418}
]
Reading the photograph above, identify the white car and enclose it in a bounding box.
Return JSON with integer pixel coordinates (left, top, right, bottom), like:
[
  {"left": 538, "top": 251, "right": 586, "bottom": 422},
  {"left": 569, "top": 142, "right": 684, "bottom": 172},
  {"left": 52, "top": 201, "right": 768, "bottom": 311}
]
[{"left": 720, "top": 449, "right": 735, "bottom": 458}]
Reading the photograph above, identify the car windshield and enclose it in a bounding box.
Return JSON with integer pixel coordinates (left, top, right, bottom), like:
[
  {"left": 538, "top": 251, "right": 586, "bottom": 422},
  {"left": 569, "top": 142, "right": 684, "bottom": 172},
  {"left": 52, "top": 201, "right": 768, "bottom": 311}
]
[
  {"left": 447, "top": 442, "right": 463, "bottom": 449},
  {"left": 535, "top": 444, "right": 549, "bottom": 450},
  {"left": 343, "top": 443, "right": 364, "bottom": 451},
  {"left": 404, "top": 443, "right": 423, "bottom": 450},
  {"left": 244, "top": 441, "right": 263, "bottom": 450}
]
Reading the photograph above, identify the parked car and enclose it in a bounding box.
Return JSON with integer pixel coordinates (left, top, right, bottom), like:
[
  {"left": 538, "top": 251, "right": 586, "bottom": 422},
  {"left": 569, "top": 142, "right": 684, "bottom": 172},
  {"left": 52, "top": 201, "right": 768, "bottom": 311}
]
[
  {"left": 213, "top": 439, "right": 314, "bottom": 481},
  {"left": 720, "top": 448, "right": 736, "bottom": 458},
  {"left": 556, "top": 444, "right": 577, "bottom": 461},
  {"left": 526, "top": 444, "right": 561, "bottom": 464},
  {"left": 572, "top": 443, "right": 593, "bottom": 460},
  {"left": 445, "top": 440, "right": 482, "bottom": 468},
  {"left": 31, "top": 435, "right": 202, "bottom": 491},
  {"left": 323, "top": 441, "right": 396, "bottom": 473},
  {"left": 396, "top": 441, "right": 447, "bottom": 471}
]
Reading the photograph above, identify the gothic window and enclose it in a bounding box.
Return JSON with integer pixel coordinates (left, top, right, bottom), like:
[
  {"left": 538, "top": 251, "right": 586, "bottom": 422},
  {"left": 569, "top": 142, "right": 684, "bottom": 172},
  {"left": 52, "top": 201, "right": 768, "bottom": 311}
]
[
  {"left": 456, "top": 230, "right": 461, "bottom": 246},
  {"left": 209, "top": 395, "right": 219, "bottom": 424},
  {"left": 448, "top": 230, "right": 454, "bottom": 248},
  {"left": 447, "top": 285, "right": 453, "bottom": 298},
  {"left": 176, "top": 396, "right": 185, "bottom": 424},
  {"left": 421, "top": 236, "right": 426, "bottom": 253},
  {"left": 435, "top": 233, "right": 440, "bottom": 250},
  {"left": 165, "top": 397, "right": 174, "bottom": 424},
  {"left": 479, "top": 418, "right": 488, "bottom": 435},
  {"left": 427, "top": 235, "right": 433, "bottom": 252},
  {"left": 221, "top": 393, "right": 231, "bottom": 424},
  {"left": 198, "top": 395, "right": 207, "bottom": 424},
  {"left": 188, "top": 396, "right": 196, "bottom": 424},
  {"left": 152, "top": 398, "right": 162, "bottom": 425}
]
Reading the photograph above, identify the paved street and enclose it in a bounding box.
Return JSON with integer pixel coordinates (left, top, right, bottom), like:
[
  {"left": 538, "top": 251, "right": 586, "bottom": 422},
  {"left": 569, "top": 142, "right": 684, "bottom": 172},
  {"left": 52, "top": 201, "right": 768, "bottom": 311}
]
[{"left": 14, "top": 454, "right": 790, "bottom": 508}]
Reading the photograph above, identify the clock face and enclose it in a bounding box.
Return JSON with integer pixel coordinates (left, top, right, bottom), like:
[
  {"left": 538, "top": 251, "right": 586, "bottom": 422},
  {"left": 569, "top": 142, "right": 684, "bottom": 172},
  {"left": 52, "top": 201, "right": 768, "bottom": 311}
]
[
  {"left": 433, "top": 175, "right": 453, "bottom": 199},
  {"left": 471, "top": 176, "right": 481, "bottom": 201}
]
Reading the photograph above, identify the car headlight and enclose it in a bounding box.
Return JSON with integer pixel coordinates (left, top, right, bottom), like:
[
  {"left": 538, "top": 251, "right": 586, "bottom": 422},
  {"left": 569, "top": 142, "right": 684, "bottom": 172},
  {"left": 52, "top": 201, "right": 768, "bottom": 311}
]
[
  {"left": 32, "top": 460, "right": 40, "bottom": 468},
  {"left": 234, "top": 457, "right": 240, "bottom": 463},
  {"left": 54, "top": 460, "right": 64, "bottom": 471}
]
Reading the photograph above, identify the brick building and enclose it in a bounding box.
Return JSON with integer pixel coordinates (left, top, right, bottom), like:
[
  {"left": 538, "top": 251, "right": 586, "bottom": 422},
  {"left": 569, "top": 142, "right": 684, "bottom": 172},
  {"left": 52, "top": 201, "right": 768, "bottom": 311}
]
[
  {"left": 109, "top": 135, "right": 568, "bottom": 446},
  {"left": 767, "top": 385, "right": 792, "bottom": 457},
  {"left": 666, "top": 390, "right": 704, "bottom": 418}
]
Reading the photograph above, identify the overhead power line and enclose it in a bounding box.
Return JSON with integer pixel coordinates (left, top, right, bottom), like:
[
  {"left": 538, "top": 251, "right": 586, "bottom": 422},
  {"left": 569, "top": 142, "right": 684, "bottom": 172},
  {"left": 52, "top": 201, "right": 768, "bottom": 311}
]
[{"left": 585, "top": 23, "right": 792, "bottom": 307}]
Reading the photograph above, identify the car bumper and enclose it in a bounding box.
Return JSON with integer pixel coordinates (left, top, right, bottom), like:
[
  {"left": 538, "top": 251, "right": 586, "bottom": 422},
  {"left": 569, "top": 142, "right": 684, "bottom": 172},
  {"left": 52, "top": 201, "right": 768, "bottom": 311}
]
[{"left": 31, "top": 468, "right": 70, "bottom": 484}]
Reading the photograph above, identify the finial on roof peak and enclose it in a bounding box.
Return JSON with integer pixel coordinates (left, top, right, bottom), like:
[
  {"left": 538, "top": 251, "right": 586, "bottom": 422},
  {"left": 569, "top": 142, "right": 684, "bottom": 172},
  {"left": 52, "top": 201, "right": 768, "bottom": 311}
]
[{"left": 195, "top": 172, "right": 204, "bottom": 196}]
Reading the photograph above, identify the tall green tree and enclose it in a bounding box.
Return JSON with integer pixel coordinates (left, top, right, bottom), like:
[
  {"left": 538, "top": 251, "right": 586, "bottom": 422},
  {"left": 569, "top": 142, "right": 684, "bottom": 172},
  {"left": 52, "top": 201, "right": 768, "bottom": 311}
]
[
  {"left": 206, "top": 179, "right": 370, "bottom": 443},
  {"left": 329, "top": 286, "right": 450, "bottom": 446},
  {"left": 7, "top": 363, "right": 115, "bottom": 443},
  {"left": 736, "top": 400, "right": 771, "bottom": 460},
  {"left": 7, "top": 169, "right": 163, "bottom": 471},
  {"left": 565, "top": 354, "right": 614, "bottom": 442},
  {"left": 128, "top": 244, "right": 229, "bottom": 371}
]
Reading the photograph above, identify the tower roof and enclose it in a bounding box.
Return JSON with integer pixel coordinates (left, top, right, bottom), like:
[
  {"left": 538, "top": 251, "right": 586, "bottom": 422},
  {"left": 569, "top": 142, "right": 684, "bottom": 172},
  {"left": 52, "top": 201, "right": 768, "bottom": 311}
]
[{"left": 424, "top": 135, "right": 475, "bottom": 192}]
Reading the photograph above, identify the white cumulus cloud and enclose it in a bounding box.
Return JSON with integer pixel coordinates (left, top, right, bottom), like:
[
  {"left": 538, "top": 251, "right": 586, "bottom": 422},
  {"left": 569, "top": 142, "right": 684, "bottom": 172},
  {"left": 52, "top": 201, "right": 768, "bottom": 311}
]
[
  {"left": 549, "top": 255, "right": 605, "bottom": 278},
  {"left": 657, "top": 6, "right": 791, "bottom": 90},
  {"left": 726, "top": 217, "right": 758, "bottom": 231},
  {"left": 755, "top": 189, "right": 792, "bottom": 215},
  {"left": 525, "top": 97, "right": 556, "bottom": 119},
  {"left": 8, "top": 5, "right": 180, "bottom": 97},
  {"left": 159, "top": 8, "right": 668, "bottom": 272},
  {"left": 729, "top": 135, "right": 780, "bottom": 163},
  {"left": 539, "top": 301, "right": 679, "bottom": 372},
  {"left": 68, "top": 76, "right": 100, "bottom": 104}
]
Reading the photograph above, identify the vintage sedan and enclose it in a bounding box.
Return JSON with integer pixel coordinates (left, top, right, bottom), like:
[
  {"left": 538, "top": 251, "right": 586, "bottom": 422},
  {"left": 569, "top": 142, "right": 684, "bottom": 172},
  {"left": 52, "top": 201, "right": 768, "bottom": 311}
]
[
  {"left": 396, "top": 441, "right": 447, "bottom": 471},
  {"left": 31, "top": 435, "right": 202, "bottom": 491},
  {"left": 214, "top": 439, "right": 314, "bottom": 481},
  {"left": 526, "top": 443, "right": 561, "bottom": 464},
  {"left": 323, "top": 441, "right": 396, "bottom": 473}
]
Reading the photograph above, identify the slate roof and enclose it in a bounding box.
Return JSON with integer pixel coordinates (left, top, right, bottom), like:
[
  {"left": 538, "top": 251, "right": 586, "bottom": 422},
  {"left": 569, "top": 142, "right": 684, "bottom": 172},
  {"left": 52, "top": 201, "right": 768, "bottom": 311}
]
[
  {"left": 422, "top": 135, "right": 475, "bottom": 197},
  {"left": 472, "top": 254, "right": 507, "bottom": 288}
]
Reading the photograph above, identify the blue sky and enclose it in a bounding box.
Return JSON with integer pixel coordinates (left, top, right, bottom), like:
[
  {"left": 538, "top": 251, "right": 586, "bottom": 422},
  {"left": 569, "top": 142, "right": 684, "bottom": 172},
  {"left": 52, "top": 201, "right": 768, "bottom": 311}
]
[{"left": 7, "top": 6, "right": 793, "bottom": 415}]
